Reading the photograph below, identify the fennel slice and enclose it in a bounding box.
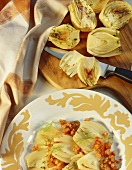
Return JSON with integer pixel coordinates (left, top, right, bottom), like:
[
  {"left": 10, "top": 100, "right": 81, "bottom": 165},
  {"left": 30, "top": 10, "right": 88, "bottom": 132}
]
[
  {"left": 25, "top": 150, "right": 47, "bottom": 168},
  {"left": 51, "top": 143, "right": 75, "bottom": 163},
  {"left": 59, "top": 50, "right": 84, "bottom": 77},
  {"left": 62, "top": 154, "right": 83, "bottom": 170},
  {"left": 77, "top": 151, "right": 100, "bottom": 170}
]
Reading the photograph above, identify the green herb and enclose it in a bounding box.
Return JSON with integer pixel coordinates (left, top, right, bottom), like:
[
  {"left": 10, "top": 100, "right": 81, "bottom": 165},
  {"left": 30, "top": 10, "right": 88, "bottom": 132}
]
[
  {"left": 42, "top": 121, "right": 59, "bottom": 132},
  {"left": 77, "top": 129, "right": 94, "bottom": 143}
]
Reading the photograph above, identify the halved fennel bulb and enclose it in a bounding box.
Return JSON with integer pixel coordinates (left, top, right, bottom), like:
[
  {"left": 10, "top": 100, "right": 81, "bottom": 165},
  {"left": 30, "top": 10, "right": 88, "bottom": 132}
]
[
  {"left": 85, "top": 0, "right": 109, "bottom": 13},
  {"left": 48, "top": 24, "right": 80, "bottom": 49},
  {"left": 68, "top": 0, "right": 97, "bottom": 32},
  {"left": 77, "top": 57, "right": 101, "bottom": 86},
  {"left": 59, "top": 50, "right": 101, "bottom": 86},
  {"left": 87, "top": 27, "right": 122, "bottom": 57},
  {"left": 99, "top": 1, "right": 132, "bottom": 29}
]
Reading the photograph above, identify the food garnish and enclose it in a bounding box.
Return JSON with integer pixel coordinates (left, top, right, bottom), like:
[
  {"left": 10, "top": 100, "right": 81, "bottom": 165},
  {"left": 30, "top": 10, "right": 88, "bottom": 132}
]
[
  {"left": 25, "top": 119, "right": 121, "bottom": 170},
  {"left": 87, "top": 27, "right": 122, "bottom": 57},
  {"left": 99, "top": 1, "right": 132, "bottom": 29},
  {"left": 48, "top": 24, "right": 80, "bottom": 49},
  {"left": 68, "top": 0, "right": 97, "bottom": 32}
]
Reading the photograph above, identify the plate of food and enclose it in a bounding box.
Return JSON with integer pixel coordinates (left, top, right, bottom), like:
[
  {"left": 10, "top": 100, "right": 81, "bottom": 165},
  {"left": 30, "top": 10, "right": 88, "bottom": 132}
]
[{"left": 0, "top": 89, "right": 132, "bottom": 170}]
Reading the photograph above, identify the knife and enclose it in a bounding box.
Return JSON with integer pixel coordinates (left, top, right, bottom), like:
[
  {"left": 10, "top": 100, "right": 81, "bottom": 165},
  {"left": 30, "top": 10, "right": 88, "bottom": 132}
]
[{"left": 44, "top": 46, "right": 132, "bottom": 84}]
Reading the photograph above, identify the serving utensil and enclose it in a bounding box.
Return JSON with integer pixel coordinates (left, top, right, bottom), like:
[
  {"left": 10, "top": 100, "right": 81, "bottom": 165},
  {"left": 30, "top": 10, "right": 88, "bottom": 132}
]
[{"left": 44, "top": 46, "right": 132, "bottom": 84}]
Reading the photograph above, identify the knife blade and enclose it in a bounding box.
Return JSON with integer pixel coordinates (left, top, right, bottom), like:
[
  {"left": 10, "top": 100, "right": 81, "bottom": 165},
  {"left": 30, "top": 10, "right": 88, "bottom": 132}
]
[{"left": 44, "top": 46, "right": 132, "bottom": 84}]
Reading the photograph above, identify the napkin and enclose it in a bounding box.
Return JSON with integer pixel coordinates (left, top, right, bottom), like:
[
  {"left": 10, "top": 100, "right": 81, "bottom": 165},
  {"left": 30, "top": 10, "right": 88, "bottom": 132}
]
[{"left": 0, "top": 0, "right": 70, "bottom": 145}]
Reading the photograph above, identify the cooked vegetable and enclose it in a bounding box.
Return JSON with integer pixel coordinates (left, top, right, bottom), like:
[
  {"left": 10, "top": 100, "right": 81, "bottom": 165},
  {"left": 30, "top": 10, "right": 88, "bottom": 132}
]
[
  {"left": 25, "top": 150, "right": 47, "bottom": 169},
  {"left": 87, "top": 27, "right": 122, "bottom": 57},
  {"left": 32, "top": 121, "right": 61, "bottom": 150},
  {"left": 73, "top": 120, "right": 109, "bottom": 154},
  {"left": 25, "top": 119, "right": 121, "bottom": 170},
  {"left": 68, "top": 0, "right": 97, "bottom": 32},
  {"left": 63, "top": 154, "right": 83, "bottom": 170},
  {"left": 99, "top": 1, "right": 132, "bottom": 29},
  {"left": 77, "top": 151, "right": 100, "bottom": 170},
  {"left": 77, "top": 56, "right": 101, "bottom": 86},
  {"left": 59, "top": 50, "right": 84, "bottom": 77},
  {"left": 85, "top": 0, "right": 109, "bottom": 13},
  {"left": 48, "top": 24, "right": 80, "bottom": 49},
  {"left": 52, "top": 135, "right": 75, "bottom": 163},
  {"left": 59, "top": 50, "right": 101, "bottom": 86}
]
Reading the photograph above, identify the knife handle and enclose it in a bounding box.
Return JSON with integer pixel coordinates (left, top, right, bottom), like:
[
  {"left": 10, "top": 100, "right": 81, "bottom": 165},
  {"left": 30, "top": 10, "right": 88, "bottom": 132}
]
[{"left": 114, "top": 67, "right": 132, "bottom": 84}]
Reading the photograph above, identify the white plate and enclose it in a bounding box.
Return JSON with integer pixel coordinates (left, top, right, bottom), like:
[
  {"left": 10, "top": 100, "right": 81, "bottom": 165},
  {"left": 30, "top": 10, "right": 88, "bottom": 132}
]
[{"left": 0, "top": 89, "right": 132, "bottom": 170}]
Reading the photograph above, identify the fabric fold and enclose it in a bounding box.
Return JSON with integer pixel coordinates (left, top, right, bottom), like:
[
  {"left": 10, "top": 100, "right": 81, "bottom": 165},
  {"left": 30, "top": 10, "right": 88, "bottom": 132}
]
[{"left": 0, "top": 0, "right": 70, "bottom": 145}]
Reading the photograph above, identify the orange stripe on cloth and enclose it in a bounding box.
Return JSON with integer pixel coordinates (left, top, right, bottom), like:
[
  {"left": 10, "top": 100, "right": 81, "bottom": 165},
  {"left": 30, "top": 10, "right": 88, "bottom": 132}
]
[
  {"left": 5, "top": 73, "right": 35, "bottom": 95},
  {"left": 0, "top": 0, "right": 30, "bottom": 25},
  {"left": 13, "top": 0, "right": 30, "bottom": 23},
  {"left": 0, "top": 2, "right": 19, "bottom": 24}
]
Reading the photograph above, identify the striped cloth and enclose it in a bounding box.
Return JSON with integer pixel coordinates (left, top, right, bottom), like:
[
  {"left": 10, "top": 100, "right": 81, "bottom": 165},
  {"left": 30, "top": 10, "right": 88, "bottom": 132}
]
[{"left": 0, "top": 0, "right": 69, "bottom": 145}]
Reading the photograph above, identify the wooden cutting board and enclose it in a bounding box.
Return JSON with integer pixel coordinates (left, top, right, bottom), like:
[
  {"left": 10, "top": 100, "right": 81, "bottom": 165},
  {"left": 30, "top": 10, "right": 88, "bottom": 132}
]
[{"left": 39, "top": 8, "right": 132, "bottom": 113}]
